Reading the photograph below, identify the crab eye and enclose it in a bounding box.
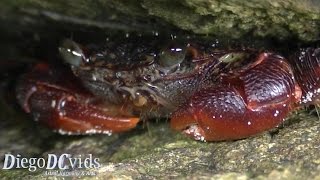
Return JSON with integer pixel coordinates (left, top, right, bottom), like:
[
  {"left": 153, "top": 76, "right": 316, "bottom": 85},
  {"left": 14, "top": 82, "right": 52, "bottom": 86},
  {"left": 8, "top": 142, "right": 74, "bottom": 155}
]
[
  {"left": 59, "top": 39, "right": 85, "bottom": 66},
  {"left": 158, "top": 44, "right": 186, "bottom": 68},
  {"left": 219, "top": 52, "right": 247, "bottom": 63}
]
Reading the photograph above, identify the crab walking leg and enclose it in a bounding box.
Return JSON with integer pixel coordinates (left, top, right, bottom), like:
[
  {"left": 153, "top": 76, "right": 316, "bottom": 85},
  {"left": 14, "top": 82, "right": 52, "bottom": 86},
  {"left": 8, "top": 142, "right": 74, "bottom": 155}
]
[
  {"left": 288, "top": 48, "right": 320, "bottom": 105},
  {"left": 16, "top": 63, "right": 139, "bottom": 134},
  {"left": 171, "top": 53, "right": 301, "bottom": 141}
]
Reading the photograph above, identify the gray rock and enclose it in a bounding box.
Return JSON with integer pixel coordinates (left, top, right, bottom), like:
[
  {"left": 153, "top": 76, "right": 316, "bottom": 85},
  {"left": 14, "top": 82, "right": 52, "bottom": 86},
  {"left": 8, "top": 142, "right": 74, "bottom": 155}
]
[{"left": 0, "top": 0, "right": 319, "bottom": 41}]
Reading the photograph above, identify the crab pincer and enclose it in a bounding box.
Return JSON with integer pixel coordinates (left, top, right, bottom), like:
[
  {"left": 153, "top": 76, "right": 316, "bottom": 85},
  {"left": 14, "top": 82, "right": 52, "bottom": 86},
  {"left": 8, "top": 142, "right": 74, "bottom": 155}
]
[
  {"left": 16, "top": 63, "right": 139, "bottom": 135},
  {"left": 171, "top": 52, "right": 302, "bottom": 141}
]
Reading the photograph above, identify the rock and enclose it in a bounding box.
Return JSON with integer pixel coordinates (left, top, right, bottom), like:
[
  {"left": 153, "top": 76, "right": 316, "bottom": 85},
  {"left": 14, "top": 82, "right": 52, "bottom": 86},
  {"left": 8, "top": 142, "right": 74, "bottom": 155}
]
[{"left": 0, "top": 0, "right": 319, "bottom": 41}]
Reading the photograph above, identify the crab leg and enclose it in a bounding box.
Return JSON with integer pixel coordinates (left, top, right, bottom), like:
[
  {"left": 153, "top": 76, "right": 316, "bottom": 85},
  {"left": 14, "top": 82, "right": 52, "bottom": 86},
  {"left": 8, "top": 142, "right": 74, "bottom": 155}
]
[
  {"left": 171, "top": 53, "right": 301, "bottom": 141},
  {"left": 16, "top": 63, "right": 139, "bottom": 134},
  {"left": 288, "top": 48, "right": 320, "bottom": 105}
]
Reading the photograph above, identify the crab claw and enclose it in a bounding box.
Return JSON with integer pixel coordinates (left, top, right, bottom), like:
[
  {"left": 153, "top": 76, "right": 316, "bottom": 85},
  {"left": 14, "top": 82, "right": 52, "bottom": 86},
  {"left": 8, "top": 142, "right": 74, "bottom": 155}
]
[
  {"left": 16, "top": 63, "right": 139, "bottom": 135},
  {"left": 171, "top": 53, "right": 301, "bottom": 141}
]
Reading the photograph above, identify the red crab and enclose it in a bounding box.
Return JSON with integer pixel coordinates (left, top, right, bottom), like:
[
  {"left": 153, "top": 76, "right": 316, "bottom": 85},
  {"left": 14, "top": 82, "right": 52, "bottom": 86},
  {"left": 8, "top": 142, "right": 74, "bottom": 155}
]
[{"left": 15, "top": 37, "right": 320, "bottom": 141}]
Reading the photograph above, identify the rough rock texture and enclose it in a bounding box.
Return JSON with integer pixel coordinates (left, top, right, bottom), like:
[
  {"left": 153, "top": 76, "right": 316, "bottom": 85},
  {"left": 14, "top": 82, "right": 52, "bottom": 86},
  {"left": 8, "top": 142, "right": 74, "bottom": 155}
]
[
  {"left": 0, "top": 0, "right": 320, "bottom": 179},
  {"left": 0, "top": 0, "right": 319, "bottom": 41}
]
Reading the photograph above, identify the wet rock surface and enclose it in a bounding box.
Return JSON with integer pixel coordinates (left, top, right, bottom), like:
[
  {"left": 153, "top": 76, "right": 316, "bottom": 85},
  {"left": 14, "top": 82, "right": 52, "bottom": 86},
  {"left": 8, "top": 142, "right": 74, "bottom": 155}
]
[
  {"left": 0, "top": 0, "right": 320, "bottom": 179},
  {"left": 0, "top": 0, "right": 319, "bottom": 41}
]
